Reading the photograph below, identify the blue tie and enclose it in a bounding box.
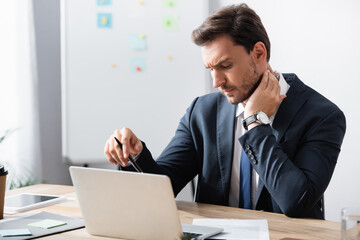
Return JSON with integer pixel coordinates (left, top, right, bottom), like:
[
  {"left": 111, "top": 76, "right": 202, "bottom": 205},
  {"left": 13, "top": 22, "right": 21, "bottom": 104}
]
[{"left": 239, "top": 145, "right": 252, "bottom": 209}]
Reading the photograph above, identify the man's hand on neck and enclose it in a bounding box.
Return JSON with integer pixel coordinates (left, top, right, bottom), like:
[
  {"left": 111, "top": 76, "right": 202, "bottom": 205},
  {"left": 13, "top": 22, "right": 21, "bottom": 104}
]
[{"left": 243, "top": 69, "right": 286, "bottom": 124}]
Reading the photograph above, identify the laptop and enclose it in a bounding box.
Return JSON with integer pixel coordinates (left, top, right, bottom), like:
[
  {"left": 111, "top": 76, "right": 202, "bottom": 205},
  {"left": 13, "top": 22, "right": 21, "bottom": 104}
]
[{"left": 69, "top": 166, "right": 223, "bottom": 240}]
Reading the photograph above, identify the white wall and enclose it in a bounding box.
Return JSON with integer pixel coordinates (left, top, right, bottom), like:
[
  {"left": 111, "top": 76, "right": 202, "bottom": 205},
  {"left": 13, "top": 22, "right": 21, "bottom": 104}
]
[{"left": 213, "top": 0, "right": 360, "bottom": 221}]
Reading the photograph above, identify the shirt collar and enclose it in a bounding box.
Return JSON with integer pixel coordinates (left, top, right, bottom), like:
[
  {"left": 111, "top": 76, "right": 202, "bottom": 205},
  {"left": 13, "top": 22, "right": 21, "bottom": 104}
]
[{"left": 236, "top": 72, "right": 290, "bottom": 118}]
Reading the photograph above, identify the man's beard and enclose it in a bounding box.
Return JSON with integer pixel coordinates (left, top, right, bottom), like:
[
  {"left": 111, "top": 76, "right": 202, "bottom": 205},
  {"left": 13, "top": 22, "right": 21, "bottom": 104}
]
[
  {"left": 238, "top": 60, "right": 262, "bottom": 103},
  {"left": 222, "top": 61, "right": 262, "bottom": 104},
  {"left": 238, "top": 74, "right": 262, "bottom": 103}
]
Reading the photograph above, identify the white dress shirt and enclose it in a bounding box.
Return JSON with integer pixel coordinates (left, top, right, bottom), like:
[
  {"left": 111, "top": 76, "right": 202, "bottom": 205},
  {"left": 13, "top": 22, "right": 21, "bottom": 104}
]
[{"left": 228, "top": 72, "right": 290, "bottom": 209}]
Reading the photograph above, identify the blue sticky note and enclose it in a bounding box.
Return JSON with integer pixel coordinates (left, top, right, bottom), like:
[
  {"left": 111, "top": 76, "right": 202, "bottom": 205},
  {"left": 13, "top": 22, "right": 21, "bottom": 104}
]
[
  {"left": 97, "top": 0, "right": 112, "bottom": 6},
  {"left": 97, "top": 13, "right": 112, "bottom": 28},
  {"left": 129, "top": 34, "right": 146, "bottom": 50},
  {"left": 0, "top": 229, "right": 32, "bottom": 237},
  {"left": 130, "top": 58, "right": 146, "bottom": 73}
]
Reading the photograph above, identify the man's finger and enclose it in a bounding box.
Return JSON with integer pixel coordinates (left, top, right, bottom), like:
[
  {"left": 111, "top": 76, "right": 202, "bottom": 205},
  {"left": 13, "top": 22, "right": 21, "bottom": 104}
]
[
  {"left": 114, "top": 129, "right": 122, "bottom": 142},
  {"left": 113, "top": 129, "right": 129, "bottom": 164},
  {"left": 113, "top": 137, "right": 125, "bottom": 163},
  {"left": 261, "top": 70, "right": 270, "bottom": 89},
  {"left": 267, "top": 64, "right": 274, "bottom": 74},
  {"left": 267, "top": 73, "right": 276, "bottom": 91},
  {"left": 268, "top": 72, "right": 278, "bottom": 92},
  {"left": 109, "top": 136, "right": 121, "bottom": 163},
  {"left": 135, "top": 140, "right": 142, "bottom": 153},
  {"left": 120, "top": 129, "right": 130, "bottom": 159},
  {"left": 104, "top": 140, "right": 117, "bottom": 165},
  {"left": 129, "top": 134, "right": 141, "bottom": 154}
]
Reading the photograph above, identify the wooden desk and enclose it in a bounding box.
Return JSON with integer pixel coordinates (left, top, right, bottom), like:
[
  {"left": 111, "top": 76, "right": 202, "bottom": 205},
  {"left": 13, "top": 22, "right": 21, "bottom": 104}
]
[{"left": 4, "top": 184, "right": 340, "bottom": 240}]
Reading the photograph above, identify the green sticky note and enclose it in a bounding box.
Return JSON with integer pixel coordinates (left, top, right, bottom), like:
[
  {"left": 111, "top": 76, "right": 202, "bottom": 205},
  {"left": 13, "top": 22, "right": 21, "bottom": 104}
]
[
  {"left": 28, "top": 219, "right": 67, "bottom": 229},
  {"left": 0, "top": 229, "right": 32, "bottom": 237},
  {"left": 162, "top": 0, "right": 177, "bottom": 7},
  {"left": 162, "top": 16, "right": 179, "bottom": 31}
]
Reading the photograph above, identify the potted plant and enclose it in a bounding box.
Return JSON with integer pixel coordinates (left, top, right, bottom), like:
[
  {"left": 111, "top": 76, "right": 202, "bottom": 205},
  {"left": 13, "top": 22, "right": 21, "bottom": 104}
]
[{"left": 0, "top": 128, "right": 36, "bottom": 189}]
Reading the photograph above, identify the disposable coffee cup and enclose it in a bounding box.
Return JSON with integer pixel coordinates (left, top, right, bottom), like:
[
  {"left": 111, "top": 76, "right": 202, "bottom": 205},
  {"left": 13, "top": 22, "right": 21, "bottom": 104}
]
[{"left": 0, "top": 165, "right": 8, "bottom": 219}]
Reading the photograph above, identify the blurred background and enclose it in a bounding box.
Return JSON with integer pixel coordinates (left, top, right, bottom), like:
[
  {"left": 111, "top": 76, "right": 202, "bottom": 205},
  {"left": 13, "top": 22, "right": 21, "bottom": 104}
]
[{"left": 0, "top": 0, "right": 359, "bottom": 222}]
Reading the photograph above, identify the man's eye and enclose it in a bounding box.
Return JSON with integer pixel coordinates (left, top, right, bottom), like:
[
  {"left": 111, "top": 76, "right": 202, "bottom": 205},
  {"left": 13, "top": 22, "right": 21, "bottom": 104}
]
[{"left": 223, "top": 64, "right": 232, "bottom": 69}]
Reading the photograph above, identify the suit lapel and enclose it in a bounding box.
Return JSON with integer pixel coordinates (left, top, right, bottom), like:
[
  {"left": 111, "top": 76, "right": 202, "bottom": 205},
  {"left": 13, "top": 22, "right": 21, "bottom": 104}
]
[
  {"left": 256, "top": 74, "right": 307, "bottom": 207},
  {"left": 272, "top": 75, "right": 307, "bottom": 141},
  {"left": 216, "top": 94, "right": 236, "bottom": 203}
]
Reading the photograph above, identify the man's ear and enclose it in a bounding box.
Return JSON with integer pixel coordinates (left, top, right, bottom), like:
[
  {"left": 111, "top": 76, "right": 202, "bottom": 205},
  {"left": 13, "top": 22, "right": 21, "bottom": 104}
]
[{"left": 251, "top": 41, "right": 267, "bottom": 63}]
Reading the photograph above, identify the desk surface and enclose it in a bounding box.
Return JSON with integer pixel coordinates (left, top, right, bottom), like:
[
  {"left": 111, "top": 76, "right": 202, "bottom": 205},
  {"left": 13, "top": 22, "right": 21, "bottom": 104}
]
[{"left": 4, "top": 184, "right": 340, "bottom": 240}]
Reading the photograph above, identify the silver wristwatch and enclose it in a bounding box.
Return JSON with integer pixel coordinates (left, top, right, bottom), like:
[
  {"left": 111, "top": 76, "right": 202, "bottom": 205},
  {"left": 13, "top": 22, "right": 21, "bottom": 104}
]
[{"left": 242, "top": 111, "right": 270, "bottom": 130}]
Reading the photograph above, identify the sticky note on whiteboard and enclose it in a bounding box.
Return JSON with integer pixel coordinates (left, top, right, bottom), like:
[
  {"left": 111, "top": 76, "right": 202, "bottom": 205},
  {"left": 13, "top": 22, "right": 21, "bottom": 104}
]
[
  {"left": 130, "top": 58, "right": 146, "bottom": 73},
  {"left": 162, "top": 0, "right": 177, "bottom": 7},
  {"left": 162, "top": 16, "right": 179, "bottom": 31},
  {"left": 130, "top": 34, "right": 146, "bottom": 50},
  {"left": 97, "top": 0, "right": 112, "bottom": 6},
  {"left": 97, "top": 13, "right": 112, "bottom": 28}
]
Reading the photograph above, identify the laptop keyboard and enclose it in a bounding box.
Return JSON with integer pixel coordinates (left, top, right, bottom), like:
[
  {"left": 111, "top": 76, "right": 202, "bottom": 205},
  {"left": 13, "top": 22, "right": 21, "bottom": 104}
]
[{"left": 182, "top": 232, "right": 202, "bottom": 239}]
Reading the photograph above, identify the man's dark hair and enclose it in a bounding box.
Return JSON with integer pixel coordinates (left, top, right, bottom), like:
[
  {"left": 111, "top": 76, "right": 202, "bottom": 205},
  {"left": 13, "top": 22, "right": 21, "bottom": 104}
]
[{"left": 192, "top": 3, "right": 271, "bottom": 62}]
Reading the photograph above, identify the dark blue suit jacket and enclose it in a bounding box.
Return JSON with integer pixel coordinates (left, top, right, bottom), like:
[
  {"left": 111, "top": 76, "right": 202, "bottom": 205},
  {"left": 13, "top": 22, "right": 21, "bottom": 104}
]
[{"left": 128, "top": 74, "right": 346, "bottom": 219}]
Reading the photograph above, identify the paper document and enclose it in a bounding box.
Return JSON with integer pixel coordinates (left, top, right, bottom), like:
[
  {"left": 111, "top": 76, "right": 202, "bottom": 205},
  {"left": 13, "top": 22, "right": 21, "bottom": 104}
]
[{"left": 193, "top": 219, "right": 270, "bottom": 240}]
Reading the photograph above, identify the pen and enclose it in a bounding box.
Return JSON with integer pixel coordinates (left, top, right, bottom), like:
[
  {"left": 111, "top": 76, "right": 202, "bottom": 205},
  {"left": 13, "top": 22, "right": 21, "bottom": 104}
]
[{"left": 113, "top": 137, "right": 143, "bottom": 173}]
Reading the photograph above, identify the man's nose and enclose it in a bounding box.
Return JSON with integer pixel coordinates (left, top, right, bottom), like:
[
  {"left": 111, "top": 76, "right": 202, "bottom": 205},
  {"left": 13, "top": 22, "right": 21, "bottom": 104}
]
[{"left": 212, "top": 70, "right": 225, "bottom": 88}]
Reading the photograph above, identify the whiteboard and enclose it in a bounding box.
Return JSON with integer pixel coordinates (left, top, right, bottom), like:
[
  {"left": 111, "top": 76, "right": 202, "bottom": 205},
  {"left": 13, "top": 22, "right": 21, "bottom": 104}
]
[{"left": 61, "top": 0, "right": 209, "bottom": 164}]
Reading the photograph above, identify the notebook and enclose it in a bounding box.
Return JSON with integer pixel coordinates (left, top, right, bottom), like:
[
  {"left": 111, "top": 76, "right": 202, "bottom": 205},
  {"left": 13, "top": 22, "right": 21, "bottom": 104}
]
[{"left": 69, "top": 166, "right": 223, "bottom": 240}]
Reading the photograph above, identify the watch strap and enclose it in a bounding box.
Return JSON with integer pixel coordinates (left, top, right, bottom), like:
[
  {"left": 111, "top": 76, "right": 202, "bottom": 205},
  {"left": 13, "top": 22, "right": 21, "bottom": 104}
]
[{"left": 243, "top": 114, "right": 258, "bottom": 130}]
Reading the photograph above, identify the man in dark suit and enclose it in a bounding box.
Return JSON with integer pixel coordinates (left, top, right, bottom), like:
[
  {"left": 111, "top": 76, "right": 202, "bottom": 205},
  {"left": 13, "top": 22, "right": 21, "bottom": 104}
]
[{"left": 104, "top": 4, "right": 346, "bottom": 219}]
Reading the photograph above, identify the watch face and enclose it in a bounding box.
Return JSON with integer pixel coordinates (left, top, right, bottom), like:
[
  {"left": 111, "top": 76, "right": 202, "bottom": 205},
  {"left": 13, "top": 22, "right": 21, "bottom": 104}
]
[{"left": 257, "top": 111, "right": 270, "bottom": 124}]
